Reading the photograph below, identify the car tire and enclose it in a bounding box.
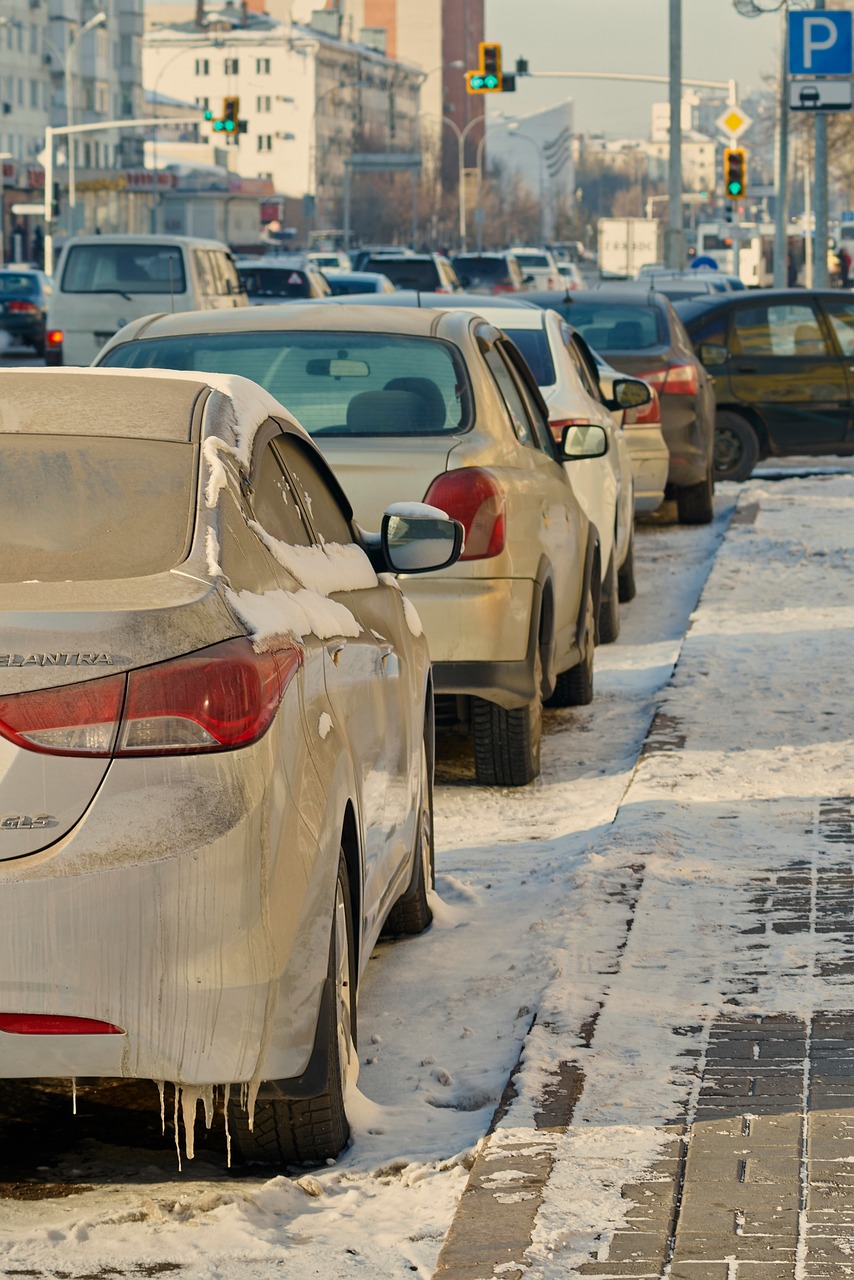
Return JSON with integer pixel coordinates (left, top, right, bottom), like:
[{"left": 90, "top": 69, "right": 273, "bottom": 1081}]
[
  {"left": 472, "top": 646, "right": 542, "bottom": 787},
  {"left": 546, "top": 589, "right": 595, "bottom": 708},
  {"left": 676, "top": 463, "right": 714, "bottom": 526},
  {"left": 617, "top": 527, "right": 637, "bottom": 603},
  {"left": 229, "top": 852, "right": 355, "bottom": 1167},
  {"left": 714, "top": 411, "right": 759, "bottom": 483},
  {"left": 597, "top": 551, "right": 620, "bottom": 645},
  {"left": 383, "top": 735, "right": 434, "bottom": 936}
]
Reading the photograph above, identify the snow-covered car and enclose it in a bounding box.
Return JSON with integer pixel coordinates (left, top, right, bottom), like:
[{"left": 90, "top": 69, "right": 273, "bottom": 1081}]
[
  {"left": 476, "top": 305, "right": 645, "bottom": 640},
  {"left": 0, "top": 367, "right": 462, "bottom": 1168},
  {"left": 94, "top": 305, "right": 605, "bottom": 789}
]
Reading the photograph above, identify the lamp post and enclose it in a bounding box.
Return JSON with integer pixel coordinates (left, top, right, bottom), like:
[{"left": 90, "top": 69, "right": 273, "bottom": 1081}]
[
  {"left": 0, "top": 151, "right": 10, "bottom": 267},
  {"left": 506, "top": 124, "right": 546, "bottom": 244},
  {"left": 64, "top": 11, "right": 108, "bottom": 216},
  {"left": 440, "top": 114, "right": 484, "bottom": 250}
]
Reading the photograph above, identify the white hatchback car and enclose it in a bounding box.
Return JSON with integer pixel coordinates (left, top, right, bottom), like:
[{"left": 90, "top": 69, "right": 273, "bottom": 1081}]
[
  {"left": 0, "top": 367, "right": 461, "bottom": 1168},
  {"left": 510, "top": 247, "right": 562, "bottom": 291},
  {"left": 479, "top": 306, "right": 644, "bottom": 641}
]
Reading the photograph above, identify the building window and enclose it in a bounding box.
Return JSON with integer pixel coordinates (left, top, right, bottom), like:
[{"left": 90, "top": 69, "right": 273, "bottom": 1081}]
[
  {"left": 256, "top": 57, "right": 270, "bottom": 74},
  {"left": 196, "top": 95, "right": 210, "bottom": 111},
  {"left": 195, "top": 58, "right": 209, "bottom": 75},
  {"left": 224, "top": 57, "right": 239, "bottom": 75},
  {"left": 256, "top": 95, "right": 271, "bottom": 112},
  {"left": 257, "top": 134, "right": 272, "bottom": 152},
  {"left": 30, "top": 79, "right": 38, "bottom": 109}
]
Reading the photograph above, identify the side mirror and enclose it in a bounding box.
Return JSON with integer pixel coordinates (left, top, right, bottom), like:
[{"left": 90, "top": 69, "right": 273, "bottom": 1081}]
[
  {"left": 381, "top": 503, "right": 464, "bottom": 574},
  {"left": 699, "top": 342, "right": 728, "bottom": 368},
  {"left": 561, "top": 423, "right": 608, "bottom": 460},
  {"left": 607, "top": 378, "right": 652, "bottom": 411},
  {"left": 523, "top": 274, "right": 535, "bottom": 285}
]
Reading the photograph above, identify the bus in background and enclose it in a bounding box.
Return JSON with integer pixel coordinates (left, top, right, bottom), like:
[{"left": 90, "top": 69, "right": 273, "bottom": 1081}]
[{"left": 695, "top": 223, "right": 775, "bottom": 287}]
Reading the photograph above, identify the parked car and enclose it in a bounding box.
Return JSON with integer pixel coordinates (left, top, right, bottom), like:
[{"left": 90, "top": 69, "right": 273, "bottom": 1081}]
[
  {"left": 452, "top": 252, "right": 529, "bottom": 294},
  {"left": 520, "top": 287, "right": 717, "bottom": 524},
  {"left": 596, "top": 360, "right": 669, "bottom": 516},
  {"left": 0, "top": 266, "right": 51, "bottom": 354},
  {"left": 45, "top": 234, "right": 247, "bottom": 367},
  {"left": 639, "top": 271, "right": 731, "bottom": 300},
  {"left": 557, "top": 262, "right": 584, "bottom": 290},
  {"left": 461, "top": 304, "right": 645, "bottom": 639},
  {"left": 324, "top": 269, "right": 397, "bottom": 296},
  {"left": 0, "top": 366, "right": 462, "bottom": 1168},
  {"left": 95, "top": 304, "right": 606, "bottom": 787},
  {"left": 235, "top": 255, "right": 332, "bottom": 303},
  {"left": 676, "top": 288, "right": 854, "bottom": 481},
  {"left": 510, "top": 247, "right": 562, "bottom": 290},
  {"left": 360, "top": 253, "right": 461, "bottom": 293},
  {"left": 308, "top": 250, "right": 352, "bottom": 271}
]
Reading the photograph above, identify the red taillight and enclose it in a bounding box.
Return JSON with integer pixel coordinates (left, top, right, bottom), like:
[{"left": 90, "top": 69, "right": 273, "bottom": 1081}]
[
  {"left": 7, "top": 300, "right": 39, "bottom": 314},
  {"left": 46, "top": 329, "right": 63, "bottom": 348},
  {"left": 641, "top": 363, "right": 698, "bottom": 397},
  {"left": 0, "top": 639, "right": 302, "bottom": 758},
  {"left": 423, "top": 468, "right": 506, "bottom": 560},
  {"left": 0, "top": 1014, "right": 124, "bottom": 1035},
  {"left": 492, "top": 282, "right": 515, "bottom": 293}
]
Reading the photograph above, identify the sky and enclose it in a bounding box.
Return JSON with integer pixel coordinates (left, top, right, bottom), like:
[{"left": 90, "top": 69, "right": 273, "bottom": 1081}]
[{"left": 485, "top": 0, "right": 780, "bottom": 136}]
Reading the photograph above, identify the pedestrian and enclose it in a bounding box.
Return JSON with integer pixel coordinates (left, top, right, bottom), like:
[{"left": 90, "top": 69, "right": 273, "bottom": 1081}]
[
  {"left": 787, "top": 252, "right": 798, "bottom": 287},
  {"left": 839, "top": 244, "right": 851, "bottom": 288}
]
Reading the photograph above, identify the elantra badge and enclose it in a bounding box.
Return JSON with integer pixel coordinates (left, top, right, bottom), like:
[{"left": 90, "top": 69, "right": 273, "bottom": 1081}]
[
  {"left": 0, "top": 653, "right": 114, "bottom": 668},
  {"left": 1, "top": 815, "right": 58, "bottom": 830}
]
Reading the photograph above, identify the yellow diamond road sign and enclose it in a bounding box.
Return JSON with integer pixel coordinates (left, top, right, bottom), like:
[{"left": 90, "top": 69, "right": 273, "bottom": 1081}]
[{"left": 717, "top": 106, "right": 752, "bottom": 140}]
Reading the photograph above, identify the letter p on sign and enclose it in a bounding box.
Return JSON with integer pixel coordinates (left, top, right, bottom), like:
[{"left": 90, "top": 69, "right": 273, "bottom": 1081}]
[{"left": 790, "top": 10, "right": 853, "bottom": 77}]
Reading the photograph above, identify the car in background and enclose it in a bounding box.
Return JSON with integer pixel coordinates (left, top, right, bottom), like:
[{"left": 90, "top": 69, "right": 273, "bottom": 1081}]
[
  {"left": 597, "top": 360, "right": 669, "bottom": 516},
  {"left": 360, "top": 252, "right": 462, "bottom": 293},
  {"left": 463, "top": 304, "right": 645, "bottom": 639},
  {"left": 0, "top": 266, "right": 51, "bottom": 355},
  {"left": 510, "top": 247, "right": 562, "bottom": 290},
  {"left": 0, "top": 366, "right": 462, "bottom": 1168},
  {"left": 677, "top": 288, "right": 854, "bottom": 482},
  {"left": 557, "top": 262, "right": 584, "bottom": 290},
  {"left": 324, "top": 269, "right": 396, "bottom": 296},
  {"left": 235, "top": 255, "right": 331, "bottom": 303},
  {"left": 95, "top": 303, "right": 606, "bottom": 788},
  {"left": 519, "top": 287, "right": 717, "bottom": 524},
  {"left": 308, "top": 250, "right": 352, "bottom": 272},
  {"left": 452, "top": 252, "right": 529, "bottom": 294}
]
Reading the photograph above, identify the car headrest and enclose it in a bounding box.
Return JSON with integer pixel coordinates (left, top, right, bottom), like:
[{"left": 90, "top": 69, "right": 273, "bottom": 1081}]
[
  {"left": 346, "top": 389, "right": 431, "bottom": 435},
  {"left": 384, "top": 377, "right": 447, "bottom": 429}
]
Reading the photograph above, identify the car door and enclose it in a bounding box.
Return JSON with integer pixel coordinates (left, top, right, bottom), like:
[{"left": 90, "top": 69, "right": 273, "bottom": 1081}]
[
  {"left": 728, "top": 298, "right": 849, "bottom": 450},
  {"left": 562, "top": 328, "right": 621, "bottom": 573},
  {"left": 483, "top": 341, "right": 584, "bottom": 671},
  {"left": 816, "top": 295, "right": 854, "bottom": 446},
  {"left": 271, "top": 432, "right": 415, "bottom": 937}
]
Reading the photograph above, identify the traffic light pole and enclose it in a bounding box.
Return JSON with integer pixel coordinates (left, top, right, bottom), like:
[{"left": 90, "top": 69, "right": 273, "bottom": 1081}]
[
  {"left": 813, "top": 0, "right": 829, "bottom": 289},
  {"left": 666, "top": 0, "right": 685, "bottom": 269},
  {"left": 43, "top": 113, "right": 203, "bottom": 276}
]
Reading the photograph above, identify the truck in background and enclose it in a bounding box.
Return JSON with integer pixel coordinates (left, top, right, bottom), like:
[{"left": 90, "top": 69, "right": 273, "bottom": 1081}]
[{"left": 597, "top": 218, "right": 663, "bottom": 279}]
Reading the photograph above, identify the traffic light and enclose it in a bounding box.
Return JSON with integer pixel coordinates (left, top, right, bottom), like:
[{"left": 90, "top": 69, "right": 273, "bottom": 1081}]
[
  {"left": 211, "top": 96, "right": 241, "bottom": 133},
  {"left": 467, "top": 42, "right": 503, "bottom": 93},
  {"left": 724, "top": 147, "right": 747, "bottom": 200}
]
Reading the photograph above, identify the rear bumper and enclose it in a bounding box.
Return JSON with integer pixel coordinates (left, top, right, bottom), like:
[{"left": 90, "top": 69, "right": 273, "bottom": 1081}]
[
  {"left": 624, "top": 428, "right": 669, "bottom": 513},
  {"left": 0, "top": 316, "right": 44, "bottom": 348},
  {"left": 0, "top": 739, "right": 331, "bottom": 1088},
  {"left": 660, "top": 398, "right": 710, "bottom": 487}
]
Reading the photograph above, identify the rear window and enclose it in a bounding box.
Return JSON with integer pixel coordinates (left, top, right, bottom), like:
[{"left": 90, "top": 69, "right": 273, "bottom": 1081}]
[
  {"left": 239, "top": 267, "right": 311, "bottom": 298},
  {"left": 0, "top": 273, "right": 38, "bottom": 295},
  {"left": 514, "top": 253, "right": 550, "bottom": 268},
  {"left": 0, "top": 437, "right": 195, "bottom": 583},
  {"left": 99, "top": 332, "right": 472, "bottom": 437},
  {"left": 453, "top": 257, "right": 507, "bottom": 281},
  {"left": 61, "top": 244, "right": 187, "bottom": 295},
  {"left": 503, "top": 328, "right": 556, "bottom": 387},
  {"left": 364, "top": 258, "right": 436, "bottom": 290},
  {"left": 566, "top": 303, "right": 664, "bottom": 351}
]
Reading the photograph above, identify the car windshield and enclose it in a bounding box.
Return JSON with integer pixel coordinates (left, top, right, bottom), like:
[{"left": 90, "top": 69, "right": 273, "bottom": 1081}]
[
  {"left": 239, "top": 268, "right": 311, "bottom": 298},
  {"left": 0, "top": 273, "right": 38, "bottom": 295},
  {"left": 0, "top": 436, "right": 195, "bottom": 583},
  {"left": 61, "top": 244, "right": 187, "bottom": 294},
  {"left": 567, "top": 303, "right": 664, "bottom": 351},
  {"left": 504, "top": 328, "right": 556, "bottom": 387},
  {"left": 100, "top": 332, "right": 472, "bottom": 436},
  {"left": 365, "top": 258, "right": 436, "bottom": 290}
]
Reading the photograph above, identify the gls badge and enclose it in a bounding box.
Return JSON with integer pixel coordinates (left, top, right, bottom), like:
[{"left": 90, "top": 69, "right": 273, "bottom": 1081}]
[{"left": 1, "top": 815, "right": 58, "bottom": 830}]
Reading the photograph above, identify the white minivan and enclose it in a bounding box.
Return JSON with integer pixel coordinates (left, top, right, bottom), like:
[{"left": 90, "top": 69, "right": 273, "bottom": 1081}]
[{"left": 46, "top": 234, "right": 248, "bottom": 366}]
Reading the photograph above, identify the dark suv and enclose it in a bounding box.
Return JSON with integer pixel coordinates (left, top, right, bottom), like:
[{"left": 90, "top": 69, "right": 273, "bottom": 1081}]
[
  {"left": 361, "top": 253, "right": 461, "bottom": 293},
  {"left": 677, "top": 288, "right": 854, "bottom": 481},
  {"left": 453, "top": 253, "right": 530, "bottom": 294}
]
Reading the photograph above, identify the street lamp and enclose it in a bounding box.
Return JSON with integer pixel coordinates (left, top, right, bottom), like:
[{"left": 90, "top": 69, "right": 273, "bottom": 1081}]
[
  {"left": 0, "top": 151, "right": 11, "bottom": 267},
  {"left": 64, "top": 12, "right": 108, "bottom": 214},
  {"left": 440, "top": 114, "right": 484, "bottom": 249}
]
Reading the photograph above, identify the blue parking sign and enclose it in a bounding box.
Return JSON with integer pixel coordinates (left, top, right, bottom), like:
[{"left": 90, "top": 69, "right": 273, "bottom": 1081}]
[{"left": 790, "top": 10, "right": 853, "bottom": 77}]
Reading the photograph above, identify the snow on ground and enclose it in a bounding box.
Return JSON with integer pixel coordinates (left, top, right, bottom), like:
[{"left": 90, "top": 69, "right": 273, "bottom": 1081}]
[{"left": 1, "top": 479, "right": 823, "bottom": 1279}]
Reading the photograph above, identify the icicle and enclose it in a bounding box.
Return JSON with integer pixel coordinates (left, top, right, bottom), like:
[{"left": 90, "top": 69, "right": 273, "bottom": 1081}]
[
  {"left": 70, "top": 1078, "right": 77, "bottom": 1116},
  {"left": 157, "top": 1081, "right": 166, "bottom": 1136},
  {"left": 181, "top": 1088, "right": 199, "bottom": 1162},
  {"left": 172, "top": 1085, "right": 183, "bottom": 1173},
  {"left": 223, "top": 1084, "right": 232, "bottom": 1169}
]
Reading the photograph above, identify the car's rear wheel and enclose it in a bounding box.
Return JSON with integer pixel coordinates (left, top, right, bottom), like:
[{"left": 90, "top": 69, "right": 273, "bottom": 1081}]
[
  {"left": 618, "top": 526, "right": 637, "bottom": 603},
  {"left": 472, "top": 647, "right": 542, "bottom": 787},
  {"left": 714, "top": 411, "right": 759, "bottom": 482},
  {"left": 597, "top": 551, "right": 620, "bottom": 644},
  {"left": 383, "top": 736, "right": 434, "bottom": 935},
  {"left": 547, "top": 589, "right": 595, "bottom": 708},
  {"left": 229, "top": 853, "right": 355, "bottom": 1167},
  {"left": 676, "top": 462, "right": 714, "bottom": 525}
]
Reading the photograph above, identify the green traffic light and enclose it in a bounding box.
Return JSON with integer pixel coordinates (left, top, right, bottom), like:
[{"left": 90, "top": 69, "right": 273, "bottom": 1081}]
[
  {"left": 225, "top": 120, "right": 235, "bottom": 131},
  {"left": 727, "top": 181, "right": 742, "bottom": 196},
  {"left": 471, "top": 75, "right": 484, "bottom": 89},
  {"left": 203, "top": 109, "right": 213, "bottom": 120},
  {"left": 213, "top": 120, "right": 224, "bottom": 131},
  {"left": 484, "top": 75, "right": 498, "bottom": 88}
]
